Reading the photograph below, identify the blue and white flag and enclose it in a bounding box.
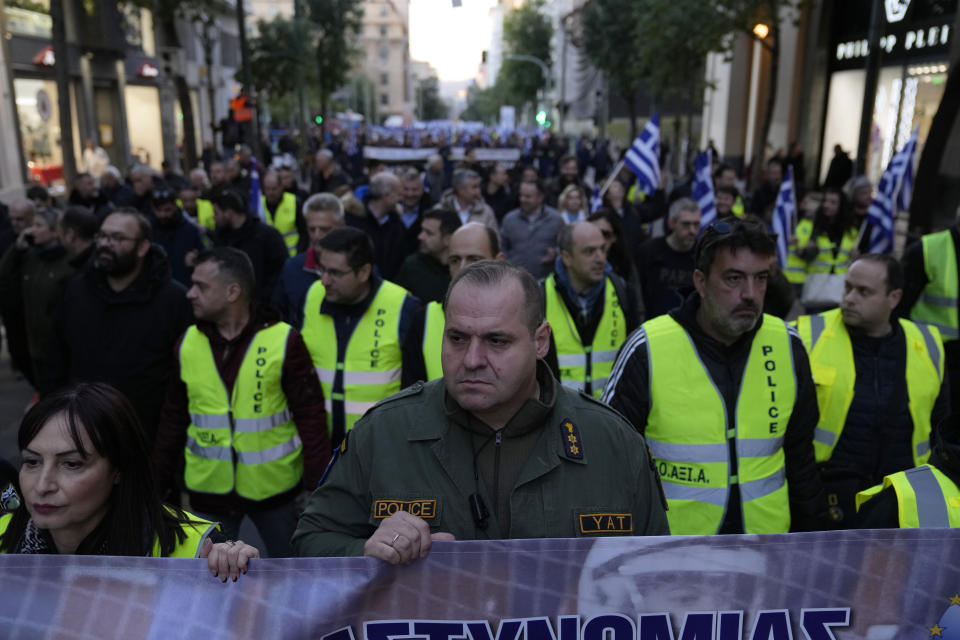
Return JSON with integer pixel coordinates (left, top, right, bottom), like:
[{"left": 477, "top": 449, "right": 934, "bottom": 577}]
[
  {"left": 771, "top": 165, "right": 797, "bottom": 269},
  {"left": 866, "top": 129, "right": 918, "bottom": 254},
  {"left": 624, "top": 113, "right": 660, "bottom": 196},
  {"left": 249, "top": 156, "right": 263, "bottom": 221},
  {"left": 589, "top": 186, "right": 603, "bottom": 213},
  {"left": 692, "top": 149, "right": 716, "bottom": 227}
]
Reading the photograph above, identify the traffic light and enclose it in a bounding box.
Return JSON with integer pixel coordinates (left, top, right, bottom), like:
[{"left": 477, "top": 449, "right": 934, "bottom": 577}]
[
  {"left": 536, "top": 110, "right": 547, "bottom": 126},
  {"left": 314, "top": 114, "right": 323, "bottom": 124}
]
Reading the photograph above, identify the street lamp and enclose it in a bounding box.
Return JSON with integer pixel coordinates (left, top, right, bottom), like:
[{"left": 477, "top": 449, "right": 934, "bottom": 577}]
[{"left": 753, "top": 23, "right": 769, "bottom": 40}]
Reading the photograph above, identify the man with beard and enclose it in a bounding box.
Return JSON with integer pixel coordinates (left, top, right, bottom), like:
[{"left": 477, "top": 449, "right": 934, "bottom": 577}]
[
  {"left": 51, "top": 208, "right": 192, "bottom": 443},
  {"left": 602, "top": 217, "right": 827, "bottom": 535},
  {"left": 637, "top": 198, "right": 701, "bottom": 319},
  {"left": 149, "top": 187, "right": 206, "bottom": 287},
  {"left": 543, "top": 222, "right": 639, "bottom": 399}
]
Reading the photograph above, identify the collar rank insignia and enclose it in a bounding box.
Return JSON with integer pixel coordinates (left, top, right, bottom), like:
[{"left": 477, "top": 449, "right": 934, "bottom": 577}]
[{"left": 561, "top": 418, "right": 583, "bottom": 460}]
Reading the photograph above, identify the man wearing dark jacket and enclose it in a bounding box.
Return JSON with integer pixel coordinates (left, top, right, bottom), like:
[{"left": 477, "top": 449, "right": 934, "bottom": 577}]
[
  {"left": 52, "top": 209, "right": 192, "bottom": 443},
  {"left": 396, "top": 208, "right": 460, "bottom": 303},
  {"left": 149, "top": 187, "right": 206, "bottom": 288},
  {"left": 346, "top": 172, "right": 407, "bottom": 281},
  {"left": 153, "top": 248, "right": 330, "bottom": 557},
  {"left": 272, "top": 193, "right": 345, "bottom": 327},
  {"left": 209, "top": 188, "right": 289, "bottom": 306},
  {"left": 543, "top": 221, "right": 640, "bottom": 398},
  {"left": 67, "top": 172, "right": 115, "bottom": 220},
  {"left": 795, "top": 255, "right": 950, "bottom": 528},
  {"left": 602, "top": 217, "right": 827, "bottom": 535}
]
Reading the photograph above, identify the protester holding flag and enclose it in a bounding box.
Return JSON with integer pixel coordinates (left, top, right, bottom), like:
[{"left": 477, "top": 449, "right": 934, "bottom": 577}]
[{"left": 865, "top": 130, "right": 917, "bottom": 255}]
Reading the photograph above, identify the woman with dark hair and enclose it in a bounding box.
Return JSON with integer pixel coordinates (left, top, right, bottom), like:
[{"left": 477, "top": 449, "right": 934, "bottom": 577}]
[
  {"left": 0, "top": 383, "right": 258, "bottom": 581},
  {"left": 790, "top": 187, "right": 859, "bottom": 309}
]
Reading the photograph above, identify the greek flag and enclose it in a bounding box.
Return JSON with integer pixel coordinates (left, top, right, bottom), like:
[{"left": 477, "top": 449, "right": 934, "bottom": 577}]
[
  {"left": 866, "top": 129, "right": 917, "bottom": 254},
  {"left": 589, "top": 186, "right": 603, "bottom": 213},
  {"left": 771, "top": 165, "right": 796, "bottom": 269},
  {"left": 692, "top": 149, "right": 716, "bottom": 227},
  {"left": 249, "top": 156, "right": 263, "bottom": 221},
  {"left": 624, "top": 113, "right": 660, "bottom": 196}
]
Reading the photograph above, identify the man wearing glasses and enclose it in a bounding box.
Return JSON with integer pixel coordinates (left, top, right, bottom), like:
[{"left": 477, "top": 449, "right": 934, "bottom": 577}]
[
  {"left": 300, "top": 227, "right": 421, "bottom": 450},
  {"left": 51, "top": 208, "right": 192, "bottom": 444},
  {"left": 602, "top": 217, "right": 827, "bottom": 534}
]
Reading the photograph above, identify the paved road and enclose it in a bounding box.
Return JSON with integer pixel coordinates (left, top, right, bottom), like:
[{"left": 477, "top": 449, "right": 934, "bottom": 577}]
[{"left": 0, "top": 348, "right": 33, "bottom": 464}]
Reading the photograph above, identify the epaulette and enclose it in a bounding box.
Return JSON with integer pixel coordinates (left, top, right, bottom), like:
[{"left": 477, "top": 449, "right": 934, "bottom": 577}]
[{"left": 365, "top": 380, "right": 426, "bottom": 414}]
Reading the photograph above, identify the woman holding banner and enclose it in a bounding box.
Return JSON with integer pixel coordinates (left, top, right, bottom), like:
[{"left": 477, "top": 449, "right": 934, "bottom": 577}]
[{"left": 0, "top": 383, "right": 258, "bottom": 582}]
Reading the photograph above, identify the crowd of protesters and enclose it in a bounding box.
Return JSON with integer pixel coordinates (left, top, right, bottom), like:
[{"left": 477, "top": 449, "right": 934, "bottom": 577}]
[{"left": 0, "top": 126, "right": 957, "bottom": 568}]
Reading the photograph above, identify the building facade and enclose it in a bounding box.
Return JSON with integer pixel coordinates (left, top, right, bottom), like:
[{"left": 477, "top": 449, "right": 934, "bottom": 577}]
[{"left": 357, "top": 0, "right": 412, "bottom": 122}]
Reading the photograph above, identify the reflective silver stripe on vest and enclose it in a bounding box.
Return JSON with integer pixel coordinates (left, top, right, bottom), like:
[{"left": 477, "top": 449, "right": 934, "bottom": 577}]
[
  {"left": 914, "top": 322, "right": 942, "bottom": 374},
  {"left": 236, "top": 435, "right": 303, "bottom": 465},
  {"left": 592, "top": 349, "right": 620, "bottom": 363},
  {"left": 343, "top": 369, "right": 401, "bottom": 385},
  {"left": 591, "top": 376, "right": 608, "bottom": 390},
  {"left": 282, "top": 230, "right": 298, "bottom": 240},
  {"left": 557, "top": 354, "right": 587, "bottom": 367},
  {"left": 661, "top": 482, "right": 727, "bottom": 507},
  {"left": 740, "top": 468, "right": 786, "bottom": 501},
  {"left": 190, "top": 413, "right": 230, "bottom": 430},
  {"left": 647, "top": 438, "right": 728, "bottom": 463},
  {"left": 814, "top": 427, "right": 836, "bottom": 447},
  {"left": 903, "top": 466, "right": 950, "bottom": 528},
  {"left": 808, "top": 314, "right": 827, "bottom": 350},
  {"left": 920, "top": 292, "right": 957, "bottom": 307},
  {"left": 234, "top": 409, "right": 293, "bottom": 433},
  {"left": 327, "top": 397, "right": 378, "bottom": 416},
  {"left": 738, "top": 436, "right": 784, "bottom": 458},
  {"left": 917, "top": 440, "right": 931, "bottom": 459},
  {"left": 316, "top": 367, "right": 336, "bottom": 384},
  {"left": 938, "top": 325, "right": 960, "bottom": 339},
  {"left": 185, "top": 435, "right": 233, "bottom": 461}
]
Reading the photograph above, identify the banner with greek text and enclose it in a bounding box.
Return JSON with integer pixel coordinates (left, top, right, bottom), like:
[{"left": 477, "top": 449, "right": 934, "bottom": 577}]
[{"left": 2, "top": 529, "right": 959, "bottom": 639}]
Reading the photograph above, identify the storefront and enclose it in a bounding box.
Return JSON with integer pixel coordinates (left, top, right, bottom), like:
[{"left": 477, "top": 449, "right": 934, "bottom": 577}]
[{"left": 819, "top": 0, "right": 956, "bottom": 185}]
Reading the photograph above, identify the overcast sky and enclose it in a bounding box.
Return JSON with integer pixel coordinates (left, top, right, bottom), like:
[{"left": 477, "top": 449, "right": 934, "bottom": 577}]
[{"left": 409, "top": 0, "right": 497, "bottom": 82}]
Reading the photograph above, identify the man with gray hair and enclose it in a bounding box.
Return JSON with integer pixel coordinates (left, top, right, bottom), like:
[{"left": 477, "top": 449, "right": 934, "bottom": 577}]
[
  {"left": 637, "top": 196, "right": 701, "bottom": 318},
  {"left": 436, "top": 168, "right": 497, "bottom": 229},
  {"left": 293, "top": 260, "right": 668, "bottom": 561},
  {"left": 273, "top": 193, "right": 346, "bottom": 326},
  {"left": 311, "top": 148, "right": 350, "bottom": 195},
  {"left": 347, "top": 171, "right": 407, "bottom": 280}
]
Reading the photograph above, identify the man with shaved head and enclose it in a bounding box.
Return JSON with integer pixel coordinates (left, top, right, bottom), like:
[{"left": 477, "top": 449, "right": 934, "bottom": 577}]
[
  {"left": 402, "top": 222, "right": 505, "bottom": 386},
  {"left": 543, "top": 221, "right": 639, "bottom": 398}
]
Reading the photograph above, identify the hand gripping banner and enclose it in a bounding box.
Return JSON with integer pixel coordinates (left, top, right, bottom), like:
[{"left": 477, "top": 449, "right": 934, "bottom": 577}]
[{"left": 1, "top": 529, "right": 959, "bottom": 639}]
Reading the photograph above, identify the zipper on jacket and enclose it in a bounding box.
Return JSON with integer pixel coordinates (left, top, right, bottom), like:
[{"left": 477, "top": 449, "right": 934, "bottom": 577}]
[{"left": 493, "top": 431, "right": 503, "bottom": 520}]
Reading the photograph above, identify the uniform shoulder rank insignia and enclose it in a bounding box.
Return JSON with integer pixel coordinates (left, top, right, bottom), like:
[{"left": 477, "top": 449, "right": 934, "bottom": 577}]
[{"left": 561, "top": 418, "right": 584, "bottom": 460}]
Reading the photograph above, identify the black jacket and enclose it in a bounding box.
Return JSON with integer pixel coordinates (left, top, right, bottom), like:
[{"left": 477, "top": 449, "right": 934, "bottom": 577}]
[
  {"left": 149, "top": 210, "right": 206, "bottom": 288},
  {"left": 346, "top": 207, "right": 408, "bottom": 282},
  {"left": 601, "top": 292, "right": 827, "bottom": 532},
  {"left": 53, "top": 246, "right": 192, "bottom": 442},
  {"left": 211, "top": 216, "right": 289, "bottom": 306},
  {"left": 395, "top": 252, "right": 450, "bottom": 304}
]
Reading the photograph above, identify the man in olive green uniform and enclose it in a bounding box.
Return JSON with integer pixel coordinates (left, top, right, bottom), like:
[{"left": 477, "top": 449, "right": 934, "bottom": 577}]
[{"left": 293, "top": 261, "right": 669, "bottom": 562}]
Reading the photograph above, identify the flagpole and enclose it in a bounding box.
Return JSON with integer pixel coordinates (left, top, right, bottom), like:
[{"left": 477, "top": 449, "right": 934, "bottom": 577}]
[
  {"left": 598, "top": 159, "right": 625, "bottom": 198},
  {"left": 855, "top": 219, "right": 869, "bottom": 250}
]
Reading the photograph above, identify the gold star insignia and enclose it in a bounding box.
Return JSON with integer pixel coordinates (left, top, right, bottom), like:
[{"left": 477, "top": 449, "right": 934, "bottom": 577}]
[
  {"left": 930, "top": 623, "right": 945, "bottom": 638},
  {"left": 951, "top": 593, "right": 960, "bottom": 606}
]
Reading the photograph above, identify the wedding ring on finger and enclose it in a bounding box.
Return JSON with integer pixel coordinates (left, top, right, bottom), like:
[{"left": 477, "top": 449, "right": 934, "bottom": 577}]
[{"left": 391, "top": 533, "right": 401, "bottom": 547}]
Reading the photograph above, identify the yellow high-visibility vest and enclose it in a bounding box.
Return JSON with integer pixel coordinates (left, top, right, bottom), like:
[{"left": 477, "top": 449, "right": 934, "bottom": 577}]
[
  {"left": 301, "top": 279, "right": 408, "bottom": 445},
  {"left": 180, "top": 323, "right": 303, "bottom": 501},
  {"left": 422, "top": 301, "right": 444, "bottom": 381},
  {"left": 795, "top": 308, "right": 943, "bottom": 466},
  {"left": 910, "top": 229, "right": 959, "bottom": 342},
  {"left": 261, "top": 192, "right": 299, "bottom": 256},
  {"left": 645, "top": 313, "right": 796, "bottom": 534},
  {"left": 856, "top": 464, "right": 960, "bottom": 528},
  {"left": 543, "top": 273, "right": 625, "bottom": 398}
]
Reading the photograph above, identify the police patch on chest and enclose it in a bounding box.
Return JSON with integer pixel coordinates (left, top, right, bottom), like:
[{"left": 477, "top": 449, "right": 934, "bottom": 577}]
[
  {"left": 576, "top": 511, "right": 633, "bottom": 535},
  {"left": 372, "top": 498, "right": 439, "bottom": 520}
]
